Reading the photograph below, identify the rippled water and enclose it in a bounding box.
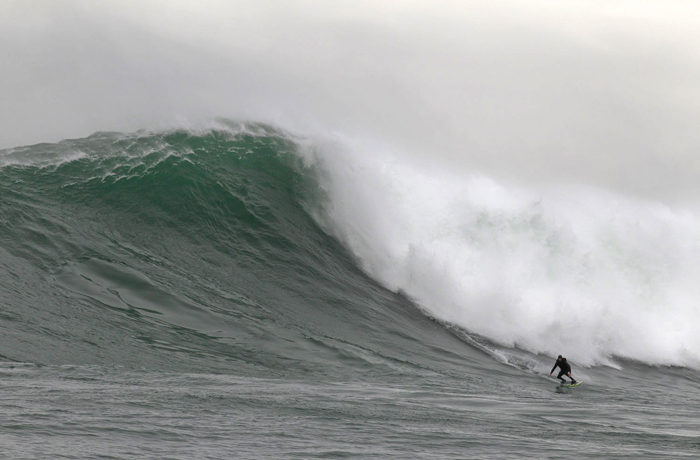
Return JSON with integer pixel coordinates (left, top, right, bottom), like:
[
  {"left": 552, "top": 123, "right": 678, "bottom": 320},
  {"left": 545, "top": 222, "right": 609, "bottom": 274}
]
[{"left": 2, "top": 362, "right": 698, "bottom": 459}]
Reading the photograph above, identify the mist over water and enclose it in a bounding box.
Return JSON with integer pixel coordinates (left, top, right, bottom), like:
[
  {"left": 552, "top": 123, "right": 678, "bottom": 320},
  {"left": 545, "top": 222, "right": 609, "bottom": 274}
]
[{"left": 3, "top": 1, "right": 700, "bottom": 199}]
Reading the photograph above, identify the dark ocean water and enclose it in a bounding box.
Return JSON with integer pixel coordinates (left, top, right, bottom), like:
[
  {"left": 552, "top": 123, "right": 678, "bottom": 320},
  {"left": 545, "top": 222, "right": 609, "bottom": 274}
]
[{"left": 1, "top": 124, "right": 699, "bottom": 459}]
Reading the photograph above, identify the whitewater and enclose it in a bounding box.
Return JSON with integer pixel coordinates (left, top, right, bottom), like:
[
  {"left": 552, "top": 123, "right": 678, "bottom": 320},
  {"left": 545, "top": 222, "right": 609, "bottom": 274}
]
[
  {"left": 2, "top": 1, "right": 700, "bottom": 458},
  {"left": 299, "top": 135, "right": 700, "bottom": 368}
]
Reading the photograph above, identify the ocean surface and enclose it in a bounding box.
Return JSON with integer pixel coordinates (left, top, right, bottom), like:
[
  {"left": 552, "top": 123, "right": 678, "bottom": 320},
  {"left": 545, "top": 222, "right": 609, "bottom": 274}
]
[{"left": 1, "top": 123, "right": 699, "bottom": 459}]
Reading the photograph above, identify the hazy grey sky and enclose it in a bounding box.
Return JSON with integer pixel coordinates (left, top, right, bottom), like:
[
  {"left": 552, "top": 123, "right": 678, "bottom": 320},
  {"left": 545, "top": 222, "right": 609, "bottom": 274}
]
[{"left": 2, "top": 0, "right": 700, "bottom": 199}]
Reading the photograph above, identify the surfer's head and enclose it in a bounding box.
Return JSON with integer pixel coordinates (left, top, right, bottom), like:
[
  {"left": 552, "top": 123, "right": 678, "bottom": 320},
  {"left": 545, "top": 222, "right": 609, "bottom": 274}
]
[{"left": 557, "top": 355, "right": 563, "bottom": 361}]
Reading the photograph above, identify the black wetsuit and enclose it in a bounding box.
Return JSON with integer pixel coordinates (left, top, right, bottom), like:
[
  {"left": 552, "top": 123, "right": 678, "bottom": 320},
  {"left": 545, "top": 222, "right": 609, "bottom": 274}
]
[{"left": 550, "top": 358, "right": 576, "bottom": 383}]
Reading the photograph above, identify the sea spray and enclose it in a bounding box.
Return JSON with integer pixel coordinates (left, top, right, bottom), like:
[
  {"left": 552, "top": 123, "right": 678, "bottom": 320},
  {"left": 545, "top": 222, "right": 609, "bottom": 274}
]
[{"left": 303, "top": 135, "right": 700, "bottom": 368}]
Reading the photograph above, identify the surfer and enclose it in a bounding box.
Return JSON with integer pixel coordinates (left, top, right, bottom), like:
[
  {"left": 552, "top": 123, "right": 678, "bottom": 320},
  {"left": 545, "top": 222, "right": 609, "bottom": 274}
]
[{"left": 549, "top": 355, "right": 577, "bottom": 384}]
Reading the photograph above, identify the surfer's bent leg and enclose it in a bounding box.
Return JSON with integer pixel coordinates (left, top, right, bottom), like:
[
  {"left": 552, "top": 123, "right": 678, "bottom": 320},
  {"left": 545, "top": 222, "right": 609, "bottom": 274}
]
[{"left": 557, "top": 370, "right": 566, "bottom": 383}]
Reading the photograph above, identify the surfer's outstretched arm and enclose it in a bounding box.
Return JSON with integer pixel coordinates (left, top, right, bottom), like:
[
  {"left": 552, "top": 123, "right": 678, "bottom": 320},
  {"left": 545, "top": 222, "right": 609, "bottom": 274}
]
[{"left": 549, "top": 362, "right": 558, "bottom": 376}]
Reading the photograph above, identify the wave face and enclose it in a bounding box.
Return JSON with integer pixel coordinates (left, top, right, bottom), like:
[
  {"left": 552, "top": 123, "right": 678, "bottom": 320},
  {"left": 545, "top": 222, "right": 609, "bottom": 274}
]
[
  {"left": 0, "top": 123, "right": 487, "bottom": 376},
  {"left": 1, "top": 123, "right": 699, "bottom": 372}
]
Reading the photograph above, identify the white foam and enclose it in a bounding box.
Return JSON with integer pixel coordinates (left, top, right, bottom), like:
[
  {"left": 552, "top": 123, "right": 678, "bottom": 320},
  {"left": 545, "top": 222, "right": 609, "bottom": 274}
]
[
  {"left": 304, "top": 136, "right": 700, "bottom": 368},
  {"left": 0, "top": 148, "right": 88, "bottom": 169}
]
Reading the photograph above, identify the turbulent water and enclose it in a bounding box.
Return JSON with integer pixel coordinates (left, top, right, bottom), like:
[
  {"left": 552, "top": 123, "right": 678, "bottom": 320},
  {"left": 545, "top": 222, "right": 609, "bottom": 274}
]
[{"left": 1, "top": 124, "right": 699, "bottom": 459}]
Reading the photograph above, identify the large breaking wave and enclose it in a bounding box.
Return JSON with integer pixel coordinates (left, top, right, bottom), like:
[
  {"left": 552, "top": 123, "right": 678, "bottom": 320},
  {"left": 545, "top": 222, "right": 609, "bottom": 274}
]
[{"left": 1, "top": 123, "right": 699, "bottom": 371}]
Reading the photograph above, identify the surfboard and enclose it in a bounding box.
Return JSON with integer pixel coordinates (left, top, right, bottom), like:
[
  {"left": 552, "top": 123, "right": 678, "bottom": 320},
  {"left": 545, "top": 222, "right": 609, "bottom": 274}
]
[{"left": 561, "top": 381, "right": 582, "bottom": 388}]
